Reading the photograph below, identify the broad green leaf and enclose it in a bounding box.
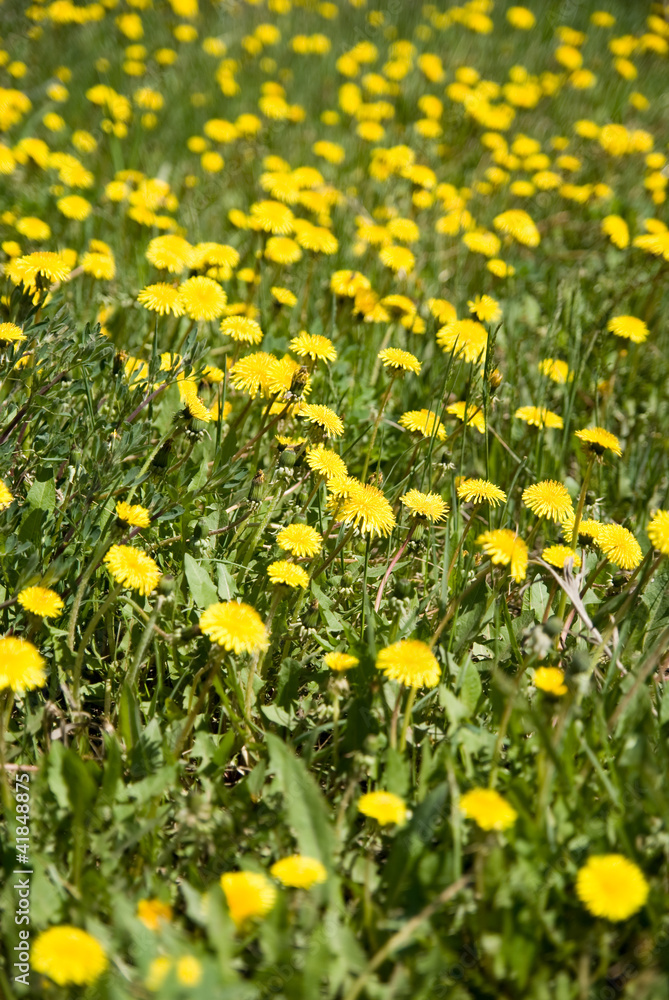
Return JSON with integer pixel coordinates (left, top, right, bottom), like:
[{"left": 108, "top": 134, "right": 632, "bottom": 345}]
[
  {"left": 26, "top": 473, "right": 56, "bottom": 513},
  {"left": 184, "top": 553, "right": 218, "bottom": 608}
]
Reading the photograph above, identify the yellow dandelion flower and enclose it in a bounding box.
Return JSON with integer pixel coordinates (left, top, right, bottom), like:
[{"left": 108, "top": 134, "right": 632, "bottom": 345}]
[
  {"left": 515, "top": 405, "right": 563, "bottom": 429},
  {"left": 220, "top": 316, "right": 263, "bottom": 345},
  {"left": 463, "top": 231, "right": 502, "bottom": 257},
  {"left": 294, "top": 222, "right": 338, "bottom": 255},
  {"left": 276, "top": 523, "right": 322, "bottom": 558},
  {"left": 493, "top": 209, "right": 540, "bottom": 247},
  {"left": 542, "top": 544, "right": 581, "bottom": 569},
  {"left": 575, "top": 426, "right": 622, "bottom": 457},
  {"left": 267, "top": 560, "right": 310, "bottom": 588},
  {"left": 271, "top": 285, "right": 297, "bottom": 306},
  {"left": 476, "top": 529, "right": 528, "bottom": 582},
  {"left": 116, "top": 501, "right": 151, "bottom": 528},
  {"left": 523, "top": 481, "right": 573, "bottom": 522},
  {"left": 507, "top": 6, "right": 535, "bottom": 29},
  {"left": 457, "top": 478, "right": 506, "bottom": 506},
  {"left": 178, "top": 276, "right": 227, "bottom": 321},
  {"left": 596, "top": 524, "right": 643, "bottom": 570},
  {"left": 137, "top": 283, "right": 184, "bottom": 317},
  {"left": 467, "top": 294, "right": 501, "bottom": 323},
  {"left": 324, "top": 651, "right": 359, "bottom": 672},
  {"left": 539, "top": 358, "right": 571, "bottom": 384},
  {"left": 290, "top": 332, "right": 337, "bottom": 363},
  {"left": 250, "top": 200, "right": 294, "bottom": 234},
  {"left": 377, "top": 347, "right": 421, "bottom": 374},
  {"left": 400, "top": 489, "right": 449, "bottom": 522},
  {"left": 268, "top": 357, "right": 312, "bottom": 400},
  {"left": 339, "top": 482, "right": 396, "bottom": 537},
  {"left": 602, "top": 215, "right": 629, "bottom": 249},
  {"left": 533, "top": 666, "right": 568, "bottom": 696},
  {"left": 358, "top": 790, "right": 408, "bottom": 826},
  {"left": 607, "top": 315, "right": 649, "bottom": 344},
  {"left": 647, "top": 510, "right": 669, "bottom": 556},
  {"left": 376, "top": 639, "right": 440, "bottom": 689},
  {"left": 305, "top": 445, "right": 347, "bottom": 481},
  {"left": 270, "top": 855, "right": 327, "bottom": 889},
  {"left": 265, "top": 236, "right": 302, "bottom": 264},
  {"left": 379, "top": 244, "right": 415, "bottom": 273},
  {"left": 9, "top": 251, "right": 72, "bottom": 286},
  {"left": 220, "top": 871, "right": 277, "bottom": 928},
  {"left": 576, "top": 855, "right": 649, "bottom": 921},
  {"left": 299, "top": 403, "right": 344, "bottom": 438},
  {"left": 0, "top": 636, "right": 46, "bottom": 694},
  {"left": 33, "top": 926, "right": 108, "bottom": 987},
  {"left": 459, "top": 788, "right": 517, "bottom": 831},
  {"left": 137, "top": 898, "right": 172, "bottom": 931},
  {"left": 81, "top": 252, "right": 115, "bottom": 280},
  {"left": 199, "top": 601, "right": 267, "bottom": 654},
  {"left": 104, "top": 544, "right": 161, "bottom": 596},
  {"left": 437, "top": 319, "right": 488, "bottom": 364},
  {"left": 399, "top": 409, "right": 446, "bottom": 441},
  {"left": 176, "top": 956, "right": 202, "bottom": 986},
  {"left": 447, "top": 401, "right": 485, "bottom": 434},
  {"left": 146, "top": 234, "right": 194, "bottom": 273},
  {"left": 17, "top": 586, "right": 64, "bottom": 618},
  {"left": 0, "top": 322, "right": 26, "bottom": 343},
  {"left": 57, "top": 194, "right": 92, "bottom": 221}
]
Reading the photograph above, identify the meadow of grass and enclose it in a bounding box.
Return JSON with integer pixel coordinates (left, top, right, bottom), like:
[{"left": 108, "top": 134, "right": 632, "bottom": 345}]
[{"left": 1, "top": 0, "right": 669, "bottom": 997}]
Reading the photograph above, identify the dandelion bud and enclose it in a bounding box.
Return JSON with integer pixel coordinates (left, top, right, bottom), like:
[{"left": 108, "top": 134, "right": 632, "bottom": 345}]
[
  {"left": 570, "top": 649, "right": 591, "bottom": 674},
  {"left": 279, "top": 447, "right": 297, "bottom": 469},
  {"left": 249, "top": 468, "right": 265, "bottom": 502},
  {"left": 158, "top": 574, "right": 175, "bottom": 596},
  {"left": 287, "top": 365, "right": 309, "bottom": 400},
  {"left": 543, "top": 615, "right": 563, "bottom": 638},
  {"left": 489, "top": 368, "right": 503, "bottom": 394}
]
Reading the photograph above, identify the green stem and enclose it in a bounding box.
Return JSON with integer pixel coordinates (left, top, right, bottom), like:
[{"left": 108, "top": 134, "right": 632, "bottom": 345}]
[
  {"left": 557, "top": 454, "right": 595, "bottom": 620},
  {"left": 398, "top": 686, "right": 417, "bottom": 752},
  {"left": 72, "top": 583, "right": 123, "bottom": 703},
  {"left": 311, "top": 523, "right": 356, "bottom": 580},
  {"left": 245, "top": 588, "right": 282, "bottom": 718},
  {"left": 361, "top": 376, "right": 395, "bottom": 482},
  {"left": 126, "top": 596, "right": 165, "bottom": 690}
]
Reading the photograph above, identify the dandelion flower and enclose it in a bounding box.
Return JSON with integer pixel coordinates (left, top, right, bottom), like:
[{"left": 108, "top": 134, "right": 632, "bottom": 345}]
[
  {"left": 33, "top": 926, "right": 108, "bottom": 986},
  {"left": 0, "top": 482, "right": 15, "bottom": 509},
  {"left": 265, "top": 236, "right": 302, "bottom": 264},
  {"left": 597, "top": 524, "right": 643, "bottom": 570},
  {"left": 507, "top": 6, "right": 536, "bottom": 29},
  {"left": 137, "top": 899, "right": 172, "bottom": 931},
  {"left": 146, "top": 234, "right": 194, "bottom": 273},
  {"left": 267, "top": 560, "right": 310, "bottom": 589},
  {"left": 10, "top": 251, "right": 72, "bottom": 286},
  {"left": 377, "top": 347, "right": 421, "bottom": 374},
  {"left": 358, "top": 791, "right": 408, "bottom": 826},
  {"left": 493, "top": 209, "right": 540, "bottom": 247},
  {"left": 324, "top": 651, "right": 359, "bottom": 672},
  {"left": 17, "top": 586, "right": 64, "bottom": 618},
  {"left": 250, "top": 199, "right": 294, "bottom": 234},
  {"left": 290, "top": 332, "right": 337, "bottom": 363},
  {"left": 437, "top": 319, "right": 488, "bottom": 364},
  {"left": 457, "top": 478, "right": 507, "bottom": 507},
  {"left": 379, "top": 244, "right": 415, "bottom": 273},
  {"left": 0, "top": 636, "right": 46, "bottom": 694},
  {"left": 220, "top": 871, "right": 277, "bottom": 928},
  {"left": 447, "top": 401, "right": 485, "bottom": 434},
  {"left": 271, "top": 285, "right": 297, "bottom": 306},
  {"left": 0, "top": 322, "right": 26, "bottom": 343},
  {"left": 305, "top": 445, "right": 347, "bottom": 481},
  {"left": 575, "top": 427, "right": 622, "bottom": 457},
  {"left": 276, "top": 523, "right": 322, "bottom": 558},
  {"left": 176, "top": 956, "right": 202, "bottom": 986},
  {"left": 523, "top": 481, "right": 574, "bottom": 522},
  {"left": 476, "top": 529, "right": 528, "bottom": 582},
  {"left": 229, "top": 353, "right": 274, "bottom": 396},
  {"left": 539, "top": 358, "right": 571, "bottom": 384},
  {"left": 602, "top": 215, "right": 629, "bottom": 249},
  {"left": 542, "top": 545, "right": 581, "bottom": 569},
  {"left": 178, "top": 276, "right": 227, "bottom": 321},
  {"left": 116, "top": 501, "right": 151, "bottom": 528},
  {"left": 137, "top": 283, "right": 184, "bottom": 317},
  {"left": 459, "top": 788, "right": 517, "bottom": 831},
  {"left": 399, "top": 409, "right": 446, "bottom": 441},
  {"left": 57, "top": 194, "right": 92, "bottom": 221},
  {"left": 647, "top": 510, "right": 669, "bottom": 556},
  {"left": 339, "top": 482, "right": 396, "bottom": 537},
  {"left": 576, "top": 855, "right": 649, "bottom": 921},
  {"left": 468, "top": 294, "right": 501, "bottom": 323},
  {"left": 220, "top": 316, "right": 263, "bottom": 345},
  {"left": 199, "top": 601, "right": 267, "bottom": 654},
  {"left": 299, "top": 403, "right": 344, "bottom": 438},
  {"left": 515, "top": 405, "right": 563, "bottom": 429},
  {"left": 270, "top": 855, "right": 327, "bottom": 889},
  {"left": 533, "top": 666, "right": 568, "bottom": 696},
  {"left": 607, "top": 315, "right": 649, "bottom": 344},
  {"left": 400, "top": 489, "right": 449, "bottom": 522},
  {"left": 104, "top": 544, "right": 161, "bottom": 596},
  {"left": 376, "top": 639, "right": 440, "bottom": 689}
]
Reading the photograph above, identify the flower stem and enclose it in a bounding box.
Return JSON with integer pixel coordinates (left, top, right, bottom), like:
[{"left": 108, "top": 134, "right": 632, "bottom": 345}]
[
  {"left": 361, "top": 376, "right": 395, "bottom": 482},
  {"left": 245, "top": 588, "right": 282, "bottom": 718},
  {"left": 72, "top": 583, "right": 123, "bottom": 703},
  {"left": 398, "top": 686, "right": 417, "bottom": 752},
  {"left": 375, "top": 521, "right": 417, "bottom": 612},
  {"left": 557, "top": 454, "right": 595, "bottom": 620}
]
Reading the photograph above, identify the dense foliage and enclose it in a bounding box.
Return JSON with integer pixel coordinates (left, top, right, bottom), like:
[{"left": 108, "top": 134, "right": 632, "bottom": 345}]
[{"left": 1, "top": 1, "right": 669, "bottom": 998}]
